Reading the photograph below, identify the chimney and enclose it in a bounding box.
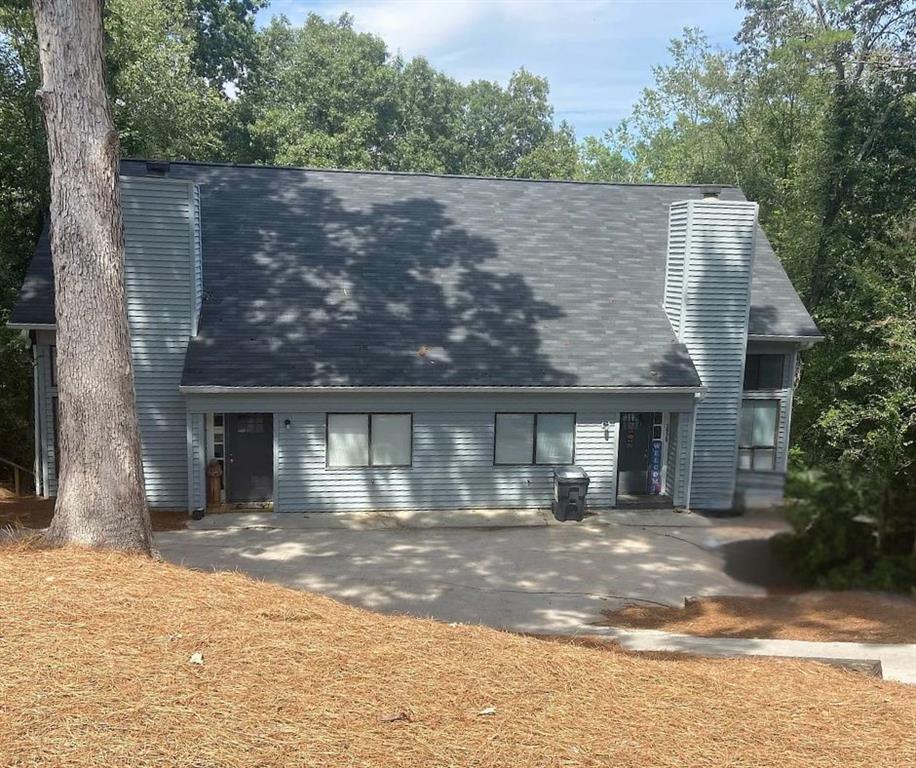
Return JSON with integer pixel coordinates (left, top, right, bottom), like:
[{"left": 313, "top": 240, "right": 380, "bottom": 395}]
[
  {"left": 700, "top": 185, "right": 721, "bottom": 200},
  {"left": 146, "top": 159, "right": 170, "bottom": 176},
  {"left": 663, "top": 197, "right": 758, "bottom": 510}
]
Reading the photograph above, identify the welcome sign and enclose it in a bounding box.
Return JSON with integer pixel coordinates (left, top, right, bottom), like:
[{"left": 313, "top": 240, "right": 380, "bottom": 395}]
[{"left": 647, "top": 438, "right": 663, "bottom": 495}]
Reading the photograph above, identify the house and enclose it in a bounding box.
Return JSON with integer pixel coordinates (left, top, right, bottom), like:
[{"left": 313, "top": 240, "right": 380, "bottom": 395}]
[{"left": 10, "top": 160, "right": 821, "bottom": 514}]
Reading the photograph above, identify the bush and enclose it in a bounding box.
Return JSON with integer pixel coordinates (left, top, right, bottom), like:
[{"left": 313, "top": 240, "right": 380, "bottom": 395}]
[{"left": 775, "top": 467, "right": 916, "bottom": 593}]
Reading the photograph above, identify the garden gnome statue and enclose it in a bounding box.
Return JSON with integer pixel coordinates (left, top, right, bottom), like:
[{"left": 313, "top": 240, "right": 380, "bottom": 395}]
[{"left": 206, "top": 459, "right": 222, "bottom": 507}]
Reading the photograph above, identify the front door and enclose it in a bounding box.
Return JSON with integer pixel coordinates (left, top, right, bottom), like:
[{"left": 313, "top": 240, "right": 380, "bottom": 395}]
[
  {"left": 617, "top": 412, "right": 652, "bottom": 495},
  {"left": 225, "top": 413, "right": 273, "bottom": 503}
]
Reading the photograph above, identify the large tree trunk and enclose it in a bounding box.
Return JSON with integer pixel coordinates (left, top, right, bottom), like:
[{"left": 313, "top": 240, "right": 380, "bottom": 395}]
[{"left": 33, "top": 0, "right": 151, "bottom": 552}]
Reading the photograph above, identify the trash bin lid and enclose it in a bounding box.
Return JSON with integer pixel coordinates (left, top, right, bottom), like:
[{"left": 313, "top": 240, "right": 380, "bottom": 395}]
[{"left": 554, "top": 465, "right": 588, "bottom": 480}]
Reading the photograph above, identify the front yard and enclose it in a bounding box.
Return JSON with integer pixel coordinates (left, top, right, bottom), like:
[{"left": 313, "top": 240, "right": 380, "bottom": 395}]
[{"left": 1, "top": 542, "right": 913, "bottom": 767}]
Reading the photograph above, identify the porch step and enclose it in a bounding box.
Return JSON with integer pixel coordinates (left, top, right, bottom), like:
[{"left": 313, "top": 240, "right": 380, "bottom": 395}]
[{"left": 616, "top": 494, "right": 675, "bottom": 510}]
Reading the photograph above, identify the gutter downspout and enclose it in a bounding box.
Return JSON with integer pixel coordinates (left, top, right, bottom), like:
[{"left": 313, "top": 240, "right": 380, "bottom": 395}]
[
  {"left": 31, "top": 338, "right": 43, "bottom": 497},
  {"left": 683, "top": 390, "right": 702, "bottom": 510}
]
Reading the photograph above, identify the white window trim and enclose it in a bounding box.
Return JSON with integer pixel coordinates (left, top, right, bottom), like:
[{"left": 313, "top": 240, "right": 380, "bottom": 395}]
[
  {"left": 325, "top": 413, "right": 414, "bottom": 469},
  {"left": 493, "top": 412, "right": 576, "bottom": 466},
  {"left": 738, "top": 399, "right": 780, "bottom": 473},
  {"left": 206, "top": 412, "right": 226, "bottom": 502}
]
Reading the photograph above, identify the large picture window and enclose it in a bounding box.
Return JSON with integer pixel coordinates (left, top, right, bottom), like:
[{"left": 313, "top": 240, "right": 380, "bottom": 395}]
[
  {"left": 743, "top": 354, "right": 784, "bottom": 390},
  {"left": 494, "top": 413, "right": 575, "bottom": 465},
  {"left": 738, "top": 400, "right": 779, "bottom": 471},
  {"left": 326, "top": 413, "right": 412, "bottom": 468}
]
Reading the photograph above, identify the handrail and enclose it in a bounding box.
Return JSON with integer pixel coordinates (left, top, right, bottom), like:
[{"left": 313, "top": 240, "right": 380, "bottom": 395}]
[
  {"left": 0, "top": 457, "right": 34, "bottom": 497},
  {"left": 0, "top": 457, "right": 33, "bottom": 476}
]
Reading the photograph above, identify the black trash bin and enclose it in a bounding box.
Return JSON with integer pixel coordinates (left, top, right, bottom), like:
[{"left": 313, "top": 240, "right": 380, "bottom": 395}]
[{"left": 552, "top": 466, "right": 590, "bottom": 522}]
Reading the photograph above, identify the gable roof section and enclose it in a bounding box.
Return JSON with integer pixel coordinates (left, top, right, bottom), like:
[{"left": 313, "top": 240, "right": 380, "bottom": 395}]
[
  {"left": 11, "top": 160, "right": 820, "bottom": 389},
  {"left": 10, "top": 225, "right": 53, "bottom": 328}
]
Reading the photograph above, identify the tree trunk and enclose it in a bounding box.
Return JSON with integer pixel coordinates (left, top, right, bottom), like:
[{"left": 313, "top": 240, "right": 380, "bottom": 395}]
[{"left": 33, "top": 0, "right": 151, "bottom": 552}]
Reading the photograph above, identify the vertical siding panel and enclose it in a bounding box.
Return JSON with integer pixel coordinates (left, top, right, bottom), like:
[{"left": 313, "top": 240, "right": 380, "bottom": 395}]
[
  {"left": 777, "top": 350, "right": 796, "bottom": 472},
  {"left": 664, "top": 413, "right": 679, "bottom": 497},
  {"left": 672, "top": 411, "right": 693, "bottom": 507},
  {"left": 187, "top": 412, "right": 206, "bottom": 511},
  {"left": 122, "top": 177, "right": 194, "bottom": 510},
  {"left": 665, "top": 200, "right": 758, "bottom": 509},
  {"left": 35, "top": 342, "right": 57, "bottom": 496}
]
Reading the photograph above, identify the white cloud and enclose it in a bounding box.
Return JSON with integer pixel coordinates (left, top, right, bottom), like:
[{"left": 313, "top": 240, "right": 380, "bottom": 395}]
[{"left": 324, "top": 0, "right": 486, "bottom": 54}]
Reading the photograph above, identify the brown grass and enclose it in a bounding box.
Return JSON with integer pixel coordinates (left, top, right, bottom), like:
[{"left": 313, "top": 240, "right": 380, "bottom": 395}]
[
  {"left": 603, "top": 593, "right": 916, "bottom": 644},
  {"left": 0, "top": 496, "right": 187, "bottom": 532},
  {"left": 1, "top": 545, "right": 914, "bottom": 767}
]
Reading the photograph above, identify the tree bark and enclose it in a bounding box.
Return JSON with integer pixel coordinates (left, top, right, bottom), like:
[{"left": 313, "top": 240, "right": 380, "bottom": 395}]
[{"left": 33, "top": 0, "right": 151, "bottom": 552}]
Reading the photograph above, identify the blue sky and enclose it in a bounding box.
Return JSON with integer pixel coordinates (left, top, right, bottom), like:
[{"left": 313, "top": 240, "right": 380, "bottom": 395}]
[{"left": 265, "top": 1, "right": 744, "bottom": 138}]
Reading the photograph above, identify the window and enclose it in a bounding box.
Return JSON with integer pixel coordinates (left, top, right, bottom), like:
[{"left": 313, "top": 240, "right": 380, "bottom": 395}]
[
  {"left": 235, "top": 414, "right": 264, "bottom": 433},
  {"left": 738, "top": 400, "right": 779, "bottom": 471},
  {"left": 495, "top": 413, "right": 575, "bottom": 465},
  {"left": 207, "top": 413, "right": 226, "bottom": 497},
  {"left": 744, "top": 354, "right": 784, "bottom": 390},
  {"left": 326, "top": 413, "right": 412, "bottom": 468},
  {"left": 49, "top": 345, "right": 57, "bottom": 387}
]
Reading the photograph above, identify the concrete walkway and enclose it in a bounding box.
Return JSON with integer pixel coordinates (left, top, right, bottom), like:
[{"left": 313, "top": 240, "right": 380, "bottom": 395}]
[{"left": 585, "top": 627, "right": 916, "bottom": 685}]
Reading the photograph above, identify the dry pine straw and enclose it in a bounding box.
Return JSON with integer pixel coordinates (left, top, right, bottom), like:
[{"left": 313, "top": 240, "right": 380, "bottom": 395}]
[
  {"left": 0, "top": 496, "right": 187, "bottom": 533},
  {"left": 603, "top": 593, "right": 916, "bottom": 644},
  {"left": 0, "top": 545, "right": 913, "bottom": 768}
]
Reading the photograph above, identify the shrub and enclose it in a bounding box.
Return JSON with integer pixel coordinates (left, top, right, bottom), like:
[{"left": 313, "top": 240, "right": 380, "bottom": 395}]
[{"left": 775, "top": 467, "right": 915, "bottom": 593}]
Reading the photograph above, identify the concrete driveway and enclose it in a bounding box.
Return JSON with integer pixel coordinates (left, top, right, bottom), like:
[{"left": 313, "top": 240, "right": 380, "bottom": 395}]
[{"left": 155, "top": 509, "right": 791, "bottom": 634}]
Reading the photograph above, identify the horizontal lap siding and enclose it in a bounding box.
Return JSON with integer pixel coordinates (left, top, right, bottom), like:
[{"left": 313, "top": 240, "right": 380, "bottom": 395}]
[
  {"left": 276, "top": 411, "right": 618, "bottom": 512},
  {"left": 191, "top": 185, "right": 203, "bottom": 334},
  {"left": 735, "top": 471, "right": 786, "bottom": 509},
  {"left": 677, "top": 201, "right": 758, "bottom": 510},
  {"left": 663, "top": 202, "right": 689, "bottom": 336},
  {"left": 37, "top": 342, "right": 57, "bottom": 496},
  {"left": 122, "top": 177, "right": 194, "bottom": 510}
]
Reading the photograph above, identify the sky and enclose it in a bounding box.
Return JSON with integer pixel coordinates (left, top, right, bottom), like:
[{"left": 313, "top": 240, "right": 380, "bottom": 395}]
[{"left": 265, "top": 0, "right": 744, "bottom": 139}]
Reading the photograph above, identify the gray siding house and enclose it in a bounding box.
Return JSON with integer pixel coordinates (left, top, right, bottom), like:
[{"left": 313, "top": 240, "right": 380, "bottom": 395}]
[{"left": 10, "top": 160, "right": 820, "bottom": 514}]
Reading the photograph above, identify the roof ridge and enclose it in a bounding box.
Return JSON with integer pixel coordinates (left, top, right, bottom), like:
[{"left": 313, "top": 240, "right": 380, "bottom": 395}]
[{"left": 120, "top": 157, "right": 739, "bottom": 191}]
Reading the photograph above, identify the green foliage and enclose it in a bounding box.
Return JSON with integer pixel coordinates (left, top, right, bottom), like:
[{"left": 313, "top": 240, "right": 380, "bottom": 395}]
[
  {"left": 239, "top": 14, "right": 574, "bottom": 177},
  {"left": 576, "top": 136, "right": 632, "bottom": 182},
  {"left": 516, "top": 122, "right": 579, "bottom": 180},
  {"left": 184, "top": 0, "right": 266, "bottom": 88},
  {"left": 243, "top": 14, "right": 398, "bottom": 168},
  {"left": 0, "top": 4, "right": 45, "bottom": 473},
  {"left": 774, "top": 466, "right": 915, "bottom": 591},
  {"left": 105, "top": 0, "right": 238, "bottom": 160}
]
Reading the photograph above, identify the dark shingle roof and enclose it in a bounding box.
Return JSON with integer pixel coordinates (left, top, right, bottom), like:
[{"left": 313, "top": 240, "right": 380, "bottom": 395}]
[
  {"left": 10, "top": 226, "right": 53, "bottom": 327},
  {"left": 11, "top": 160, "right": 819, "bottom": 388}
]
